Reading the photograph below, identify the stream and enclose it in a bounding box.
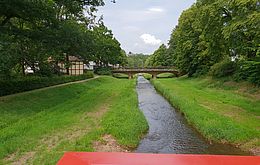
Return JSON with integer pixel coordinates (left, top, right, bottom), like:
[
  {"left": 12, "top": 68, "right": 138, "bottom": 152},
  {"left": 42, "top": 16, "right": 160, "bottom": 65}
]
[{"left": 135, "top": 76, "right": 250, "bottom": 155}]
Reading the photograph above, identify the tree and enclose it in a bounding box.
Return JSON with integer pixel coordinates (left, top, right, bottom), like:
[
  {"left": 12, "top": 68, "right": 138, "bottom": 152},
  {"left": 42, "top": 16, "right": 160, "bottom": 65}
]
[
  {"left": 167, "top": 0, "right": 259, "bottom": 76},
  {"left": 221, "top": 0, "right": 260, "bottom": 59},
  {"left": 91, "top": 24, "right": 126, "bottom": 67},
  {"left": 127, "top": 53, "right": 148, "bottom": 68},
  {"left": 145, "top": 44, "right": 169, "bottom": 67},
  {"left": 0, "top": 0, "right": 108, "bottom": 77}
]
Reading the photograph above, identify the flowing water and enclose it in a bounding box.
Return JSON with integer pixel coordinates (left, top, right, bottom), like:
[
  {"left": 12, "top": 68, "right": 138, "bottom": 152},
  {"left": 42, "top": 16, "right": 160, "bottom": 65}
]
[{"left": 135, "top": 76, "right": 250, "bottom": 155}]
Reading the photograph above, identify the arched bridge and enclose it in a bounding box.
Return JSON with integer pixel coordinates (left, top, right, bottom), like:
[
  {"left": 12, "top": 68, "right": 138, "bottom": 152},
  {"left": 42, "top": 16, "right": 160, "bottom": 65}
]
[{"left": 112, "top": 67, "right": 180, "bottom": 79}]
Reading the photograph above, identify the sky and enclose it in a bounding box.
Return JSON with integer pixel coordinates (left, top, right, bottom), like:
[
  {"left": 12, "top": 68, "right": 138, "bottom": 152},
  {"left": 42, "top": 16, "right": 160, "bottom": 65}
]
[{"left": 97, "top": 0, "right": 195, "bottom": 54}]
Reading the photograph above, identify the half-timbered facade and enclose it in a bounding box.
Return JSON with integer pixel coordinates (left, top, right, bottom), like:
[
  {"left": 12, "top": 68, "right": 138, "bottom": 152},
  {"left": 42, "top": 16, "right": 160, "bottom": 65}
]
[{"left": 58, "top": 56, "right": 84, "bottom": 75}]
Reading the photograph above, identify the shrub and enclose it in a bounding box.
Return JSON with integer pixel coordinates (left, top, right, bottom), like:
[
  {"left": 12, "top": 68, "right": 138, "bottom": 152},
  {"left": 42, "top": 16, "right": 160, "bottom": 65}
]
[
  {"left": 0, "top": 71, "right": 94, "bottom": 96},
  {"left": 94, "top": 67, "right": 112, "bottom": 75},
  {"left": 112, "top": 73, "right": 128, "bottom": 79},
  {"left": 234, "top": 61, "right": 260, "bottom": 86},
  {"left": 193, "top": 65, "right": 210, "bottom": 77},
  {"left": 209, "top": 60, "right": 237, "bottom": 78},
  {"left": 157, "top": 73, "right": 176, "bottom": 78}
]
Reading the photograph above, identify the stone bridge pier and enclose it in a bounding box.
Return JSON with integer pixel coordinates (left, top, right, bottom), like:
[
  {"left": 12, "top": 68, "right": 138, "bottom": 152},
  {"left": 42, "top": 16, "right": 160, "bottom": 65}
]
[{"left": 128, "top": 73, "right": 134, "bottom": 79}]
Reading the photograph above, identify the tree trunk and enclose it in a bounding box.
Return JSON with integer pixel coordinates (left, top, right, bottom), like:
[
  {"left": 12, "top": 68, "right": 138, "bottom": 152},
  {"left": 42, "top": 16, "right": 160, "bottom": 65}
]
[
  {"left": 21, "top": 60, "right": 25, "bottom": 76},
  {"left": 66, "top": 54, "right": 69, "bottom": 75}
]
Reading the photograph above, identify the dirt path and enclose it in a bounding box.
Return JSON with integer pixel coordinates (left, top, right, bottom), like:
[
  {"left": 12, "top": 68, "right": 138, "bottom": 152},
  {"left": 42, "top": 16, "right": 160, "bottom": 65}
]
[
  {"left": 0, "top": 76, "right": 100, "bottom": 99},
  {"left": 93, "top": 134, "right": 129, "bottom": 152}
]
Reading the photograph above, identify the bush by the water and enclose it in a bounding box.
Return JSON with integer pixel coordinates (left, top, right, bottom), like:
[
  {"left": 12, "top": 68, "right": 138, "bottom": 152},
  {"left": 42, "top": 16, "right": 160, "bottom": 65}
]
[
  {"left": 234, "top": 61, "right": 260, "bottom": 86},
  {"left": 0, "top": 71, "right": 94, "bottom": 96},
  {"left": 209, "top": 60, "right": 237, "bottom": 78},
  {"left": 209, "top": 60, "right": 260, "bottom": 86}
]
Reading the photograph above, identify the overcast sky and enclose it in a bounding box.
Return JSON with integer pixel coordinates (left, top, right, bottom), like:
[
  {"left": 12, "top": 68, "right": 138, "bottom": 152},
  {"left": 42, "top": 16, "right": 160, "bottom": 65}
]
[{"left": 97, "top": 0, "right": 195, "bottom": 54}]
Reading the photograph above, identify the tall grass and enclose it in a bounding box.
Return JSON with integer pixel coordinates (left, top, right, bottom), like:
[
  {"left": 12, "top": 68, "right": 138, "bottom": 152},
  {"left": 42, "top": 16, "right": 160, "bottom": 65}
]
[
  {"left": 152, "top": 77, "right": 260, "bottom": 154},
  {"left": 0, "top": 76, "right": 148, "bottom": 164},
  {"left": 0, "top": 72, "right": 94, "bottom": 96}
]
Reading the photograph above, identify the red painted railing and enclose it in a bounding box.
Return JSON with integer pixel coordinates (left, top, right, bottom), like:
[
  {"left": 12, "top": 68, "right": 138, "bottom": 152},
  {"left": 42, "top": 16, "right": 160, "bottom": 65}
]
[{"left": 57, "top": 152, "right": 260, "bottom": 165}]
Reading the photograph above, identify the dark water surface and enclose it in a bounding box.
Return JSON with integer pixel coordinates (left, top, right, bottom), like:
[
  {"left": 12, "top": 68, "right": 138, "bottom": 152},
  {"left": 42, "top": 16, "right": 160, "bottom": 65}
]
[{"left": 135, "top": 76, "right": 250, "bottom": 155}]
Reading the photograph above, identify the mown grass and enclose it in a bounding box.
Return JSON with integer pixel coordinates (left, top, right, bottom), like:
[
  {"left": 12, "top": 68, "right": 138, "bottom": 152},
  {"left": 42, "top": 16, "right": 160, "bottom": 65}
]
[
  {"left": 152, "top": 77, "right": 260, "bottom": 154},
  {"left": 157, "top": 73, "right": 176, "bottom": 78},
  {"left": 112, "top": 73, "right": 129, "bottom": 79},
  {"left": 0, "top": 76, "right": 148, "bottom": 164}
]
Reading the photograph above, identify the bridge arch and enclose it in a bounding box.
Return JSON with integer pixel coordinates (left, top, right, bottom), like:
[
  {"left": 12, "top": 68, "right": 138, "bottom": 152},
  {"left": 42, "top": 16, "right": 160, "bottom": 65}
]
[
  {"left": 156, "top": 72, "right": 177, "bottom": 78},
  {"left": 112, "top": 72, "right": 129, "bottom": 79}
]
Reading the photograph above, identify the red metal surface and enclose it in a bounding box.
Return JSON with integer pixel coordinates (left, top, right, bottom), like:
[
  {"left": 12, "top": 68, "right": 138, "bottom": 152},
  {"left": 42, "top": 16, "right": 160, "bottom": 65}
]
[{"left": 57, "top": 152, "right": 260, "bottom": 165}]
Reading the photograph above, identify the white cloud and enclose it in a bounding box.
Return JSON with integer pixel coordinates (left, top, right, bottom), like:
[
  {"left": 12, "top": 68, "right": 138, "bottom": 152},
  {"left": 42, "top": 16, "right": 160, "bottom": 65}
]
[
  {"left": 148, "top": 7, "right": 165, "bottom": 13},
  {"left": 140, "top": 34, "right": 161, "bottom": 46}
]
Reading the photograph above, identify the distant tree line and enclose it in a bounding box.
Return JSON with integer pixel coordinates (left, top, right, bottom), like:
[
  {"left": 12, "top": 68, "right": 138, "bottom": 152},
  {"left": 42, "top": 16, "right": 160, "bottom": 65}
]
[
  {"left": 127, "top": 53, "right": 149, "bottom": 68},
  {"left": 145, "top": 44, "right": 173, "bottom": 67},
  {"left": 0, "top": 0, "right": 127, "bottom": 78},
  {"left": 145, "top": 0, "right": 260, "bottom": 85}
]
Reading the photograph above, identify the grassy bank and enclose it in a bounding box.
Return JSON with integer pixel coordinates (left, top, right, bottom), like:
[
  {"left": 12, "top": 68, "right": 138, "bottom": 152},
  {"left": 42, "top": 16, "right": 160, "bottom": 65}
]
[
  {"left": 0, "top": 72, "right": 94, "bottom": 96},
  {"left": 152, "top": 77, "right": 260, "bottom": 155},
  {"left": 112, "top": 73, "right": 129, "bottom": 79},
  {"left": 0, "top": 76, "right": 148, "bottom": 164}
]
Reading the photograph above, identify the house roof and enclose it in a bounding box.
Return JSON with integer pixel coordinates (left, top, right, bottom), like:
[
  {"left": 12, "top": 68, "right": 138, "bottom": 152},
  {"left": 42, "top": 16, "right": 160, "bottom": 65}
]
[
  {"left": 69, "top": 56, "right": 83, "bottom": 62},
  {"left": 48, "top": 56, "right": 83, "bottom": 62}
]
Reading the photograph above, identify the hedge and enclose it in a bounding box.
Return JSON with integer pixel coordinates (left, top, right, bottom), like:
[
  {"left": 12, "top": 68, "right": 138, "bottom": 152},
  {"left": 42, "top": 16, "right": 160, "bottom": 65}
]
[
  {"left": 94, "top": 67, "right": 112, "bottom": 75},
  {"left": 234, "top": 61, "right": 260, "bottom": 86},
  {"left": 209, "top": 60, "right": 237, "bottom": 78},
  {"left": 0, "top": 71, "right": 94, "bottom": 96}
]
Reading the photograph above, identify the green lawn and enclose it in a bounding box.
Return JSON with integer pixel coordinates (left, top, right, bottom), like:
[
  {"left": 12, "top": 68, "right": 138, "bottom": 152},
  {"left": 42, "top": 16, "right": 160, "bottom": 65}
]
[
  {"left": 0, "top": 76, "right": 148, "bottom": 164},
  {"left": 157, "top": 73, "right": 176, "bottom": 78},
  {"left": 152, "top": 77, "right": 260, "bottom": 155},
  {"left": 112, "top": 73, "right": 129, "bottom": 79}
]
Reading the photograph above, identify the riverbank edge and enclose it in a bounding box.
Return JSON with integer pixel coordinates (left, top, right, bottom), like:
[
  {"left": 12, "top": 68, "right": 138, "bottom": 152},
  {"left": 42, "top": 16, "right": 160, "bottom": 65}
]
[
  {"left": 150, "top": 79, "right": 259, "bottom": 155},
  {"left": 0, "top": 72, "right": 95, "bottom": 97},
  {"left": 0, "top": 77, "right": 148, "bottom": 164},
  {"left": 0, "top": 74, "right": 96, "bottom": 98},
  {"left": 99, "top": 77, "right": 149, "bottom": 151}
]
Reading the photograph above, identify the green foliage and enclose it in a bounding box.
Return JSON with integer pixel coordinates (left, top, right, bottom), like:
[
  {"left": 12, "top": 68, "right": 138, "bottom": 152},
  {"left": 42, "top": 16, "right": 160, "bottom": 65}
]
[
  {"left": 127, "top": 53, "right": 148, "bottom": 68},
  {"left": 234, "top": 61, "right": 260, "bottom": 86},
  {"left": 168, "top": 2, "right": 228, "bottom": 76},
  {"left": 167, "top": 0, "right": 259, "bottom": 80},
  {"left": 0, "top": 72, "right": 94, "bottom": 96},
  {"left": 157, "top": 73, "right": 176, "bottom": 78},
  {"left": 142, "top": 73, "right": 152, "bottom": 80},
  {"left": 221, "top": 0, "right": 260, "bottom": 59},
  {"left": 94, "top": 67, "right": 112, "bottom": 75},
  {"left": 209, "top": 60, "right": 237, "bottom": 78},
  {"left": 91, "top": 24, "right": 127, "bottom": 67},
  {"left": 112, "top": 73, "right": 128, "bottom": 79},
  {"left": 145, "top": 44, "right": 172, "bottom": 67},
  {"left": 0, "top": 0, "right": 126, "bottom": 78}
]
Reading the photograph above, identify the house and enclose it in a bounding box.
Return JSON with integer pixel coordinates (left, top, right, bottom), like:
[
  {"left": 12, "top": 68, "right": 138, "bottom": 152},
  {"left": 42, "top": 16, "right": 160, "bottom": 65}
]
[
  {"left": 58, "top": 56, "right": 84, "bottom": 75},
  {"left": 24, "top": 56, "right": 96, "bottom": 75},
  {"left": 84, "top": 61, "right": 96, "bottom": 70},
  {"left": 25, "top": 66, "right": 34, "bottom": 74}
]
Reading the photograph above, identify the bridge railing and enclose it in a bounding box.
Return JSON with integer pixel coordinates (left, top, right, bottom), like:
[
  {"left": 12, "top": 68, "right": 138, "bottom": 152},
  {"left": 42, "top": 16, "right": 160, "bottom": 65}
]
[
  {"left": 116, "top": 66, "right": 176, "bottom": 69},
  {"left": 113, "top": 66, "right": 178, "bottom": 71}
]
